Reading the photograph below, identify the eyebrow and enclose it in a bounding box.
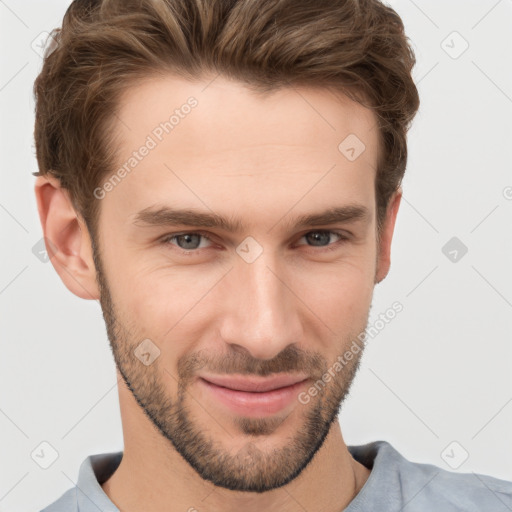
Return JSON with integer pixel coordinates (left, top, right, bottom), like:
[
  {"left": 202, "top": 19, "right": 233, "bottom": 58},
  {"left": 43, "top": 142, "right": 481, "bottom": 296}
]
[{"left": 132, "top": 204, "right": 371, "bottom": 233}]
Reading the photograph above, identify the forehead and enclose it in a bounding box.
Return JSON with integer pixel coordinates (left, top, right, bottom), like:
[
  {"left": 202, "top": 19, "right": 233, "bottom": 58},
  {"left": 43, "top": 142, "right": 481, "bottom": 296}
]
[
  {"left": 115, "top": 73, "right": 379, "bottom": 157},
  {"left": 103, "top": 74, "right": 380, "bottom": 230}
]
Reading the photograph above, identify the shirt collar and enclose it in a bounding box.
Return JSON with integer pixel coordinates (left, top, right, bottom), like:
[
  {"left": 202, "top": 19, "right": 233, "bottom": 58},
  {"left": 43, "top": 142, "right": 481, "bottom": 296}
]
[
  {"left": 74, "top": 441, "right": 396, "bottom": 511},
  {"left": 76, "top": 451, "right": 123, "bottom": 511}
]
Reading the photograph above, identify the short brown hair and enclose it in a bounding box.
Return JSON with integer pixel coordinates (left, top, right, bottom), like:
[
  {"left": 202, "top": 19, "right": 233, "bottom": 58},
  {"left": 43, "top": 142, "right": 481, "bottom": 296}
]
[{"left": 33, "top": 0, "right": 419, "bottom": 241}]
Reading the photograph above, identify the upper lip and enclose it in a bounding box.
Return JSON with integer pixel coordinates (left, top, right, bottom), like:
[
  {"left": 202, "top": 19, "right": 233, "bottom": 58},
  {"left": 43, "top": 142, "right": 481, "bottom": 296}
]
[{"left": 200, "top": 374, "right": 309, "bottom": 392}]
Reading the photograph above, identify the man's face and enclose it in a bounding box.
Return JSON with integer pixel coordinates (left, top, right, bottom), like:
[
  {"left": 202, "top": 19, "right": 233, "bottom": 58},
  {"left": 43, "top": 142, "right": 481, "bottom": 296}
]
[{"left": 93, "top": 75, "right": 384, "bottom": 492}]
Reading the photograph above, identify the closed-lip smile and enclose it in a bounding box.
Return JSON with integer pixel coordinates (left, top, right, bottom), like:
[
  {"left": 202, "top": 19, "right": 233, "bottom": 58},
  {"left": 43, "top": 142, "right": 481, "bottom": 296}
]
[{"left": 199, "top": 373, "right": 309, "bottom": 392}]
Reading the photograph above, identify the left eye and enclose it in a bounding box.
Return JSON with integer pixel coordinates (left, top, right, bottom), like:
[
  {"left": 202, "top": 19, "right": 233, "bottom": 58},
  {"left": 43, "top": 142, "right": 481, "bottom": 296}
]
[
  {"left": 160, "top": 230, "right": 347, "bottom": 252},
  {"left": 297, "top": 230, "right": 347, "bottom": 249}
]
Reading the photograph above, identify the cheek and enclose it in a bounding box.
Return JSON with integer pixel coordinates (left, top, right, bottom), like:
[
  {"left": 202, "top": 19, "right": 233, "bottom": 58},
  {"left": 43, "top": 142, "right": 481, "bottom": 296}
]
[
  {"left": 301, "top": 269, "right": 373, "bottom": 325},
  {"left": 295, "top": 244, "right": 376, "bottom": 310},
  {"left": 123, "top": 269, "right": 210, "bottom": 350},
  {"left": 128, "top": 279, "right": 176, "bottom": 332}
]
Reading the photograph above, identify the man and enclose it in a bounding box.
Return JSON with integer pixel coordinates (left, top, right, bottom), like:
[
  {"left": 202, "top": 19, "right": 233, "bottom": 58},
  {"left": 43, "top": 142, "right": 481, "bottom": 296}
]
[{"left": 33, "top": 0, "right": 512, "bottom": 510}]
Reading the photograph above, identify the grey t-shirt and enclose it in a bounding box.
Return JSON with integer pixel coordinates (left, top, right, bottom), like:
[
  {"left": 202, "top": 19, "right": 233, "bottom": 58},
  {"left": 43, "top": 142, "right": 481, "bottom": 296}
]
[{"left": 40, "top": 440, "right": 512, "bottom": 511}]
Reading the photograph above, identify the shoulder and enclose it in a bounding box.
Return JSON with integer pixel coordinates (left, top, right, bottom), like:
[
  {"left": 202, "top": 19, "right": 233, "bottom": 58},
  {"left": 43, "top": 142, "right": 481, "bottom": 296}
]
[
  {"left": 349, "top": 440, "right": 512, "bottom": 511},
  {"left": 405, "top": 453, "right": 512, "bottom": 510},
  {"left": 39, "top": 486, "right": 77, "bottom": 512}
]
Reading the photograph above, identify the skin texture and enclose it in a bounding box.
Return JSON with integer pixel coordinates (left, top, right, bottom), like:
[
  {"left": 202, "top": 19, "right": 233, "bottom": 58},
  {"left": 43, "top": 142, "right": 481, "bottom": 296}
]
[{"left": 35, "top": 74, "right": 402, "bottom": 512}]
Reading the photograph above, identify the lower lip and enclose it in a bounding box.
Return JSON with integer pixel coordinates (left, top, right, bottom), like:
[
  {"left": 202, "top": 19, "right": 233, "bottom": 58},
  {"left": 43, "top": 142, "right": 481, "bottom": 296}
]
[{"left": 198, "top": 378, "right": 308, "bottom": 417}]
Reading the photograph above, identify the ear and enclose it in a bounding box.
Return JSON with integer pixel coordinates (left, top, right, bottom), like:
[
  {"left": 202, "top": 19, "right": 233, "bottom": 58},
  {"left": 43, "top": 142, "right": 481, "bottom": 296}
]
[
  {"left": 375, "top": 187, "right": 402, "bottom": 284},
  {"left": 34, "top": 174, "right": 100, "bottom": 300}
]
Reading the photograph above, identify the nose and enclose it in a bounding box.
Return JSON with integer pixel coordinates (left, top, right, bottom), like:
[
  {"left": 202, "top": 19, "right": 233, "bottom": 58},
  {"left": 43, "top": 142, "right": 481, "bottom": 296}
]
[{"left": 218, "top": 251, "right": 303, "bottom": 361}]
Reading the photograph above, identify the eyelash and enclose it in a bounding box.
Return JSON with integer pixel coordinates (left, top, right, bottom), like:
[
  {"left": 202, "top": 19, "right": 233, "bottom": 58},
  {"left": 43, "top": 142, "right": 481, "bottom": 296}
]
[{"left": 159, "top": 230, "right": 350, "bottom": 254}]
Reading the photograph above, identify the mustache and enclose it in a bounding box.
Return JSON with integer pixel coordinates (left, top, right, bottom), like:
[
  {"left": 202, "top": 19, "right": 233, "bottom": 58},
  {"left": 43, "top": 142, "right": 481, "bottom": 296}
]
[{"left": 177, "top": 345, "right": 327, "bottom": 381}]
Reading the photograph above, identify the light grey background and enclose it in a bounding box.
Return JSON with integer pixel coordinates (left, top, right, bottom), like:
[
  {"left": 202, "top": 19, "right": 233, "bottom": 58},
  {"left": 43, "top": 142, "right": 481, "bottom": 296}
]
[{"left": 1, "top": 1, "right": 511, "bottom": 511}]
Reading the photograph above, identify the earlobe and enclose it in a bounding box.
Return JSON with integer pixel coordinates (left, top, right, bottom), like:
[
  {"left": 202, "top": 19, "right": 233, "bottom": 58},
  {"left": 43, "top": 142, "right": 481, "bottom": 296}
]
[
  {"left": 375, "top": 188, "right": 402, "bottom": 284},
  {"left": 34, "top": 174, "right": 100, "bottom": 300}
]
